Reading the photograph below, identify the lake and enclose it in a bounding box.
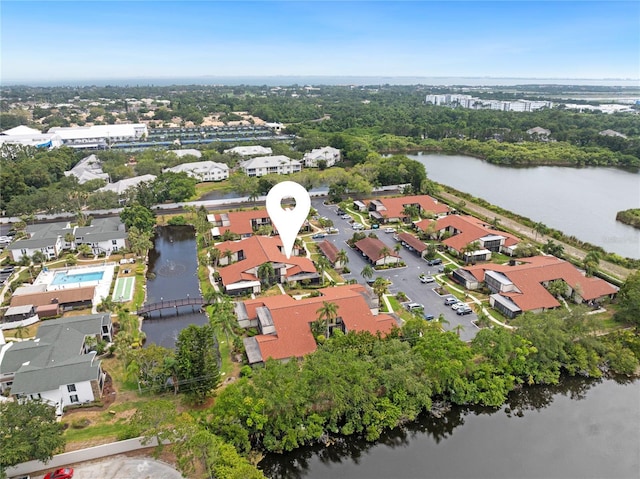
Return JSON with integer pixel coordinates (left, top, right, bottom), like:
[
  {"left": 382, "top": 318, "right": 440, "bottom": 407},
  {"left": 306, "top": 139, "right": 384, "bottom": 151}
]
[
  {"left": 141, "top": 225, "right": 209, "bottom": 348},
  {"left": 409, "top": 153, "right": 640, "bottom": 259},
  {"left": 261, "top": 377, "right": 640, "bottom": 479}
]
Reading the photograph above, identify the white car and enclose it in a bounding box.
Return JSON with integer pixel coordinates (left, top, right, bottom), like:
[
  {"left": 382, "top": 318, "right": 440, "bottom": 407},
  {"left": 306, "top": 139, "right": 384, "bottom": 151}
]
[
  {"left": 352, "top": 223, "right": 364, "bottom": 230},
  {"left": 420, "top": 275, "right": 435, "bottom": 283},
  {"left": 384, "top": 227, "right": 395, "bottom": 233},
  {"left": 341, "top": 214, "right": 351, "bottom": 220},
  {"left": 451, "top": 302, "right": 467, "bottom": 310}
]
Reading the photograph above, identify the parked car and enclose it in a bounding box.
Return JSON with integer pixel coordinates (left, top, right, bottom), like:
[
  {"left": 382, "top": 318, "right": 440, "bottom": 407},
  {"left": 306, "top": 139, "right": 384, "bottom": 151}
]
[
  {"left": 423, "top": 313, "right": 435, "bottom": 321},
  {"left": 405, "top": 302, "right": 424, "bottom": 312},
  {"left": 312, "top": 233, "right": 326, "bottom": 239},
  {"left": 384, "top": 227, "right": 395, "bottom": 233},
  {"left": 371, "top": 223, "right": 380, "bottom": 229},
  {"left": 341, "top": 214, "right": 351, "bottom": 220},
  {"left": 352, "top": 223, "right": 364, "bottom": 230},
  {"left": 457, "top": 307, "right": 473, "bottom": 315},
  {"left": 336, "top": 209, "right": 346, "bottom": 215},
  {"left": 451, "top": 302, "right": 467, "bottom": 310},
  {"left": 419, "top": 274, "right": 435, "bottom": 283},
  {"left": 427, "top": 258, "right": 443, "bottom": 266},
  {"left": 325, "top": 227, "right": 338, "bottom": 234},
  {"left": 444, "top": 297, "right": 458, "bottom": 306},
  {"left": 44, "top": 468, "right": 74, "bottom": 479}
]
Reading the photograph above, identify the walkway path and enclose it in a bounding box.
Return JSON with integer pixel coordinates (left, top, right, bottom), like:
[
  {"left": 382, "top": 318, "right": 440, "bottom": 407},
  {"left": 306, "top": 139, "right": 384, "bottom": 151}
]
[{"left": 438, "top": 191, "right": 634, "bottom": 281}]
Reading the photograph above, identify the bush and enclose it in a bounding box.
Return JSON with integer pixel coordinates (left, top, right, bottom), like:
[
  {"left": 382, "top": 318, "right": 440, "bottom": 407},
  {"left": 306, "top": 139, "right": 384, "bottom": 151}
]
[{"left": 240, "top": 365, "right": 253, "bottom": 378}]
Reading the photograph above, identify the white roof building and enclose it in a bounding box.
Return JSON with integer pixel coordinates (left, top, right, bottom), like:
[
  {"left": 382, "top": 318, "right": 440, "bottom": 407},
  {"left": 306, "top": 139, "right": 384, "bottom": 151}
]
[
  {"left": 99, "top": 174, "right": 156, "bottom": 195},
  {"left": 165, "top": 161, "right": 229, "bottom": 182},
  {"left": 224, "top": 145, "right": 273, "bottom": 157},
  {"left": 302, "top": 146, "right": 341, "bottom": 168},
  {"left": 173, "top": 149, "right": 203, "bottom": 158},
  {"left": 0, "top": 125, "right": 63, "bottom": 150},
  {"left": 64, "top": 154, "right": 110, "bottom": 184},
  {"left": 239, "top": 155, "right": 302, "bottom": 177},
  {"left": 48, "top": 123, "right": 148, "bottom": 148}
]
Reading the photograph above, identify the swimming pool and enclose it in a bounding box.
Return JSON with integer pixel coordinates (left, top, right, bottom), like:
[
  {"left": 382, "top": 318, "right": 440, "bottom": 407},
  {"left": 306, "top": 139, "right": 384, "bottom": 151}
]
[{"left": 51, "top": 270, "right": 105, "bottom": 285}]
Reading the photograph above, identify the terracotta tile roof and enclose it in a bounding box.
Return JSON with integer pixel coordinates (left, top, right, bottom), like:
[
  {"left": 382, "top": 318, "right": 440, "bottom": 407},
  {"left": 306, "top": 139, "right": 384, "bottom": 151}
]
[
  {"left": 463, "top": 256, "right": 618, "bottom": 312},
  {"left": 317, "top": 240, "right": 339, "bottom": 263},
  {"left": 396, "top": 232, "right": 427, "bottom": 252},
  {"left": 369, "top": 195, "right": 449, "bottom": 220},
  {"left": 355, "top": 237, "right": 400, "bottom": 262},
  {"left": 210, "top": 209, "right": 272, "bottom": 236},
  {"left": 10, "top": 286, "right": 95, "bottom": 308},
  {"left": 215, "top": 235, "right": 316, "bottom": 286},
  {"left": 417, "top": 215, "right": 519, "bottom": 253},
  {"left": 242, "top": 284, "right": 397, "bottom": 362}
]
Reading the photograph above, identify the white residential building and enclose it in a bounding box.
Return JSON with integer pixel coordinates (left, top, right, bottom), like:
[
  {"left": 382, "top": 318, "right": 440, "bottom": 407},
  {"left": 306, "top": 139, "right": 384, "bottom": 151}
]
[
  {"left": 173, "top": 149, "right": 203, "bottom": 159},
  {"left": 239, "top": 155, "right": 302, "bottom": 177},
  {"left": 165, "top": 160, "right": 229, "bottom": 182},
  {"left": 99, "top": 174, "right": 156, "bottom": 196},
  {"left": 302, "top": 146, "right": 341, "bottom": 168},
  {"left": 224, "top": 145, "right": 273, "bottom": 156},
  {"left": 8, "top": 217, "right": 128, "bottom": 262},
  {"left": 0, "top": 314, "right": 113, "bottom": 415},
  {"left": 64, "top": 154, "right": 110, "bottom": 184}
]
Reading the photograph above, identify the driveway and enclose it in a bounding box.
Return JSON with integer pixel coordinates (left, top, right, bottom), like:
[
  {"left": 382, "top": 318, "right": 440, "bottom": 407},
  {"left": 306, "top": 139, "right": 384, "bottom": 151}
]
[
  {"left": 35, "top": 457, "right": 183, "bottom": 479},
  {"left": 311, "top": 199, "right": 479, "bottom": 342}
]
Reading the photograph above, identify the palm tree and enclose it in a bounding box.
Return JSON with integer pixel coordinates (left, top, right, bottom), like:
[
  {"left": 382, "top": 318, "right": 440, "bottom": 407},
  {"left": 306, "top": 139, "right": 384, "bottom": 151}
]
[
  {"left": 315, "top": 256, "right": 331, "bottom": 285},
  {"left": 379, "top": 246, "right": 392, "bottom": 266},
  {"left": 402, "top": 205, "right": 420, "bottom": 221},
  {"left": 393, "top": 243, "right": 402, "bottom": 263},
  {"left": 257, "top": 262, "right": 276, "bottom": 288},
  {"left": 336, "top": 249, "right": 349, "bottom": 269},
  {"left": 533, "top": 222, "right": 548, "bottom": 240},
  {"left": 223, "top": 249, "right": 233, "bottom": 266},
  {"left": 583, "top": 251, "right": 601, "bottom": 277},
  {"left": 316, "top": 300, "right": 339, "bottom": 337},
  {"left": 31, "top": 250, "right": 47, "bottom": 266},
  {"left": 210, "top": 298, "right": 237, "bottom": 346},
  {"left": 461, "top": 241, "right": 480, "bottom": 264},
  {"left": 453, "top": 324, "right": 465, "bottom": 338},
  {"left": 543, "top": 240, "right": 564, "bottom": 258},
  {"left": 210, "top": 248, "right": 221, "bottom": 267},
  {"left": 372, "top": 277, "right": 390, "bottom": 308},
  {"left": 77, "top": 243, "right": 93, "bottom": 258},
  {"left": 437, "top": 313, "right": 449, "bottom": 329},
  {"left": 361, "top": 264, "right": 374, "bottom": 281}
]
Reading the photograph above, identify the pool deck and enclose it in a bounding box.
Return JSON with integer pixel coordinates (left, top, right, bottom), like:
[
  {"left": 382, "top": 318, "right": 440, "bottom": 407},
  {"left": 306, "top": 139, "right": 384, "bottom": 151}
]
[{"left": 33, "top": 263, "right": 116, "bottom": 309}]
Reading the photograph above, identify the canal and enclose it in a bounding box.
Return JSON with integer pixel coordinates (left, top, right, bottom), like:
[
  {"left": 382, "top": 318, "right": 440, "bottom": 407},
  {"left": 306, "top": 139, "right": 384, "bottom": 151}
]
[{"left": 141, "top": 225, "right": 209, "bottom": 348}]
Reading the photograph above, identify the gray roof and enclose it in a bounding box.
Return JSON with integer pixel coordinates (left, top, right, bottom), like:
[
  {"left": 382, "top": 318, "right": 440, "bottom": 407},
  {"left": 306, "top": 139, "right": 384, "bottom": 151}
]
[
  {"left": 4, "top": 305, "right": 35, "bottom": 316},
  {"left": 3, "top": 314, "right": 110, "bottom": 395},
  {"left": 240, "top": 155, "right": 300, "bottom": 170},
  {"left": 243, "top": 337, "right": 263, "bottom": 364}
]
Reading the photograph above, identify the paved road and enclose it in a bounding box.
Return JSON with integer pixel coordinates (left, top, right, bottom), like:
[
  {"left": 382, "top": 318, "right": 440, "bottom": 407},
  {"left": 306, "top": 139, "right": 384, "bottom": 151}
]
[
  {"left": 438, "top": 191, "right": 635, "bottom": 281},
  {"left": 33, "top": 457, "right": 182, "bottom": 479},
  {"left": 311, "top": 199, "right": 479, "bottom": 342}
]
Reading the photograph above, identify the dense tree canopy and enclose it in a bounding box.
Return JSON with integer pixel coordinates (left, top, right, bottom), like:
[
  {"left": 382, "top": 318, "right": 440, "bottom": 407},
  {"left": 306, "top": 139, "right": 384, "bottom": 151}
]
[{"left": 0, "top": 400, "right": 66, "bottom": 478}]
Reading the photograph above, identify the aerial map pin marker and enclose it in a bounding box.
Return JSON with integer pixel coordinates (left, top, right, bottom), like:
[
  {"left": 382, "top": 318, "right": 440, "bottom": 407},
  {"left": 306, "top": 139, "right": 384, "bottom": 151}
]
[{"left": 266, "top": 181, "right": 311, "bottom": 259}]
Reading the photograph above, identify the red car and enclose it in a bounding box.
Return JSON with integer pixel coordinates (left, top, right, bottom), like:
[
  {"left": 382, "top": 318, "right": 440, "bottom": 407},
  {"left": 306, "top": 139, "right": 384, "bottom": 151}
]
[{"left": 44, "top": 468, "right": 74, "bottom": 479}]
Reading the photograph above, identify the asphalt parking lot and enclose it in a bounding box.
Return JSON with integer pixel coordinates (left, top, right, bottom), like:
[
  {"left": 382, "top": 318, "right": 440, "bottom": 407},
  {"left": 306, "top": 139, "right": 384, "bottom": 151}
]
[{"left": 311, "top": 199, "right": 479, "bottom": 342}]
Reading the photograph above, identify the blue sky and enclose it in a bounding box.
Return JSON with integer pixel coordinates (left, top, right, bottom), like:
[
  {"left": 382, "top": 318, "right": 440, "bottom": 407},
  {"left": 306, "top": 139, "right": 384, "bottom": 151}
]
[{"left": 1, "top": 1, "right": 639, "bottom": 84}]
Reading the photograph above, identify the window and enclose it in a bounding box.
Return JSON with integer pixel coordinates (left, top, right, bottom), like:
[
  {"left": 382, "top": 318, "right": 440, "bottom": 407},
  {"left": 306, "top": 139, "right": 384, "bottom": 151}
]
[
  {"left": 70, "top": 395, "right": 79, "bottom": 403},
  {"left": 67, "top": 384, "right": 76, "bottom": 392}
]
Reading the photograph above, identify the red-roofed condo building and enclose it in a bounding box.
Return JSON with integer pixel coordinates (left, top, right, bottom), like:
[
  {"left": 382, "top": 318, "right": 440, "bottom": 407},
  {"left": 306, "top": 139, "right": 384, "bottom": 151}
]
[
  {"left": 416, "top": 214, "right": 520, "bottom": 262},
  {"left": 238, "top": 284, "right": 398, "bottom": 365},
  {"left": 453, "top": 256, "right": 618, "bottom": 318},
  {"left": 214, "top": 235, "right": 320, "bottom": 295},
  {"left": 208, "top": 210, "right": 273, "bottom": 238},
  {"left": 355, "top": 237, "right": 401, "bottom": 266},
  {"left": 367, "top": 195, "right": 450, "bottom": 224}
]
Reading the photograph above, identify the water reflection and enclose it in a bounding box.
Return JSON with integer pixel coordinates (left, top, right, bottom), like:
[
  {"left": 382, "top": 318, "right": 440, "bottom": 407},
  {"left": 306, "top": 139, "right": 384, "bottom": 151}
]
[
  {"left": 141, "top": 225, "right": 209, "bottom": 348},
  {"left": 260, "top": 377, "right": 636, "bottom": 479}
]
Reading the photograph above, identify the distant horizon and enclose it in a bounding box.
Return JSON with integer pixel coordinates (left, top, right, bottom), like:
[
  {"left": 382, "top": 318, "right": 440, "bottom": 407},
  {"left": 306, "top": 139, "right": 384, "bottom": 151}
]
[
  {"left": 4, "top": 75, "right": 639, "bottom": 89},
  {"left": 2, "top": 2, "right": 638, "bottom": 84}
]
